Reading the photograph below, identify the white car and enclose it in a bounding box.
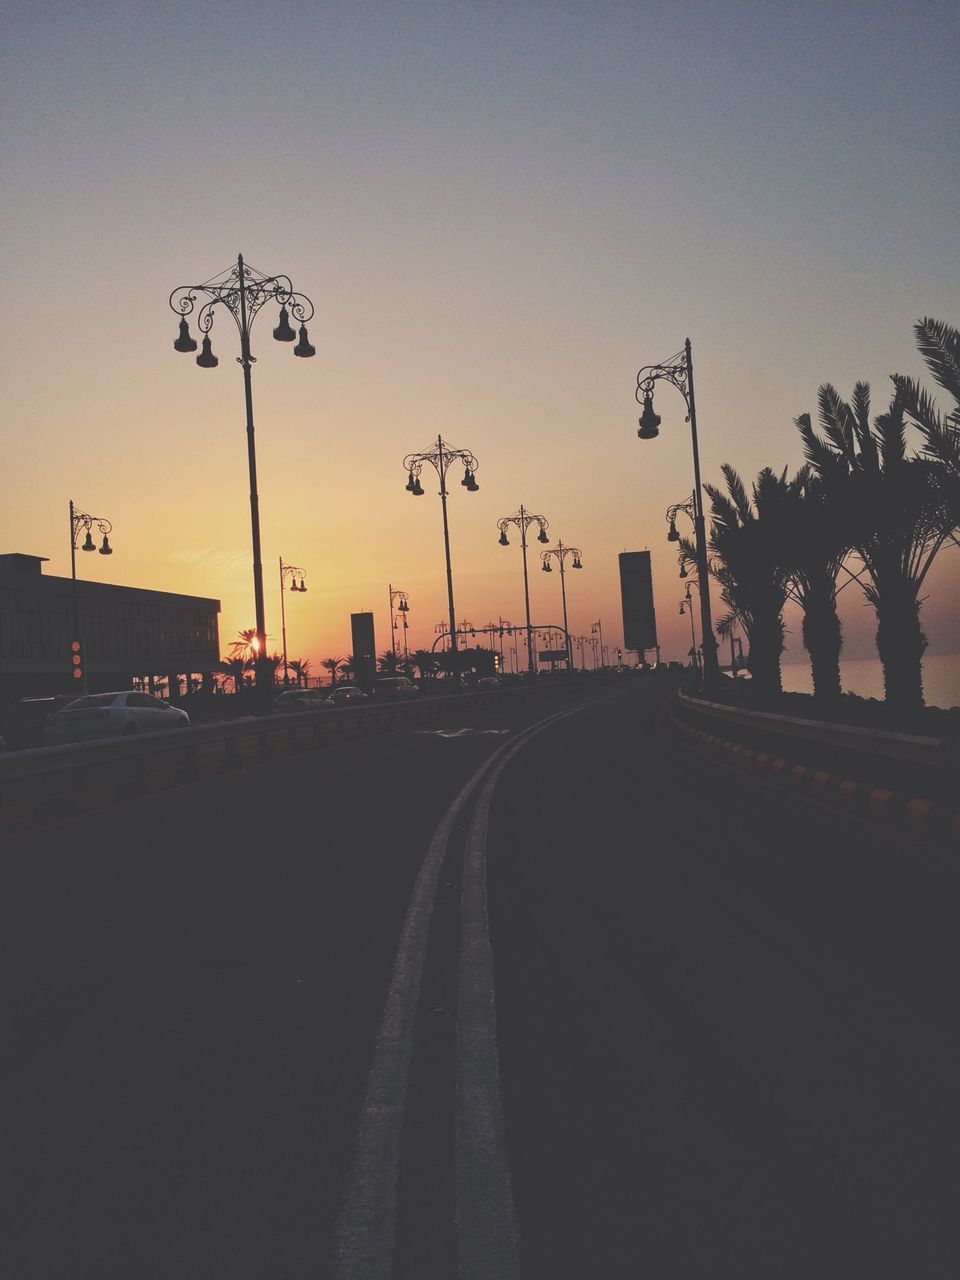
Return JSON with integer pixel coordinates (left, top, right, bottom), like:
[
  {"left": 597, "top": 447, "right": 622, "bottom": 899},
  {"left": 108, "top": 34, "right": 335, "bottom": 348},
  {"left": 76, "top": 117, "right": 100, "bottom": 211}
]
[
  {"left": 272, "top": 688, "right": 333, "bottom": 713},
  {"left": 45, "top": 692, "right": 190, "bottom": 745}
]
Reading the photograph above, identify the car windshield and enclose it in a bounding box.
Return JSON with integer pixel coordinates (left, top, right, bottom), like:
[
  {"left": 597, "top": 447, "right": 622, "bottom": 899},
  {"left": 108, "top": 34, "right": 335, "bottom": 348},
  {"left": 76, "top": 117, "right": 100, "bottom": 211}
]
[{"left": 64, "top": 694, "right": 118, "bottom": 709}]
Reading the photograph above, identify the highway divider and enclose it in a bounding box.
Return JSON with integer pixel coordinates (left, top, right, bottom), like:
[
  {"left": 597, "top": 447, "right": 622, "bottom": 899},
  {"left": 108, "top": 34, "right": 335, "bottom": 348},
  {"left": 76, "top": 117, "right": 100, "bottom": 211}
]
[
  {"left": 0, "top": 682, "right": 603, "bottom": 835},
  {"left": 671, "top": 692, "right": 960, "bottom": 842}
]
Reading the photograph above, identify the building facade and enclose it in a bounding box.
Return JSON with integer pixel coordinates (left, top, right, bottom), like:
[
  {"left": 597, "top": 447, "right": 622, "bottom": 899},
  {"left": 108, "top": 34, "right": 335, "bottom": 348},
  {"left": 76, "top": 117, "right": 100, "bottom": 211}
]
[{"left": 0, "top": 554, "right": 220, "bottom": 706}]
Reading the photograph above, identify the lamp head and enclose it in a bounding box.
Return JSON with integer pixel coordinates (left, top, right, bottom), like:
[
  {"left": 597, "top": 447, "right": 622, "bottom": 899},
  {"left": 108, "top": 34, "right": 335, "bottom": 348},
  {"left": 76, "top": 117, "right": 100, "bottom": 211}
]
[
  {"left": 498, "top": 530, "right": 509, "bottom": 547},
  {"left": 542, "top": 560, "right": 552, "bottom": 572},
  {"left": 412, "top": 478, "right": 425, "bottom": 496},
  {"left": 679, "top": 561, "right": 688, "bottom": 579},
  {"left": 81, "top": 530, "right": 96, "bottom": 552},
  {"left": 174, "top": 318, "right": 197, "bottom": 353},
  {"left": 99, "top": 534, "right": 112, "bottom": 555},
  {"left": 537, "top": 527, "right": 549, "bottom": 544},
  {"left": 572, "top": 556, "right": 582, "bottom": 569},
  {"left": 637, "top": 391, "right": 661, "bottom": 439},
  {"left": 667, "top": 520, "right": 679, "bottom": 542},
  {"left": 196, "top": 335, "right": 219, "bottom": 368},
  {"left": 273, "top": 306, "right": 296, "bottom": 342},
  {"left": 298, "top": 578, "right": 306, "bottom": 592},
  {"left": 293, "top": 325, "right": 316, "bottom": 358}
]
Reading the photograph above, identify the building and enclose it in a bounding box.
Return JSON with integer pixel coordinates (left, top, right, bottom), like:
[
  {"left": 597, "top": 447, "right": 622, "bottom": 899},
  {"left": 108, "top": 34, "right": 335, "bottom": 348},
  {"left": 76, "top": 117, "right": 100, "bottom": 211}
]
[
  {"left": 350, "top": 611, "right": 377, "bottom": 690},
  {"left": 0, "top": 553, "right": 220, "bottom": 707}
]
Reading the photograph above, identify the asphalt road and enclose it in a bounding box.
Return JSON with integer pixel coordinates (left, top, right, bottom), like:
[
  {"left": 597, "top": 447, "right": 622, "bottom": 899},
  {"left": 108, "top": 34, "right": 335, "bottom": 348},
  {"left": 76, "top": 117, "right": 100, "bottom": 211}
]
[{"left": 3, "top": 678, "right": 959, "bottom": 1278}]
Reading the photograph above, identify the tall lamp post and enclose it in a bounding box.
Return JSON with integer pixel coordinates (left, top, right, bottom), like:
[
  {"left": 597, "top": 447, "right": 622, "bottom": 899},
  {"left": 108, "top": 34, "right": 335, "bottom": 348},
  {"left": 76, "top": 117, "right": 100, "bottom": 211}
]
[
  {"left": 636, "top": 339, "right": 718, "bottom": 689},
  {"left": 680, "top": 581, "right": 701, "bottom": 674},
  {"left": 169, "top": 255, "right": 316, "bottom": 696},
  {"left": 591, "top": 619, "right": 605, "bottom": 667},
  {"left": 279, "top": 559, "right": 307, "bottom": 686},
  {"left": 69, "top": 501, "right": 113, "bottom": 694},
  {"left": 403, "top": 437, "right": 479, "bottom": 686},
  {"left": 389, "top": 586, "right": 410, "bottom": 662},
  {"left": 540, "top": 540, "right": 582, "bottom": 669},
  {"left": 497, "top": 506, "right": 549, "bottom": 674}
]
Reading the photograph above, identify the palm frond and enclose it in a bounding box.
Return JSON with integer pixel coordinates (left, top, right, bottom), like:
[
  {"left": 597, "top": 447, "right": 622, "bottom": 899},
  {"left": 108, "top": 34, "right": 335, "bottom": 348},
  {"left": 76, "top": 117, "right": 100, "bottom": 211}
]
[
  {"left": 915, "top": 317, "right": 960, "bottom": 402},
  {"left": 721, "top": 464, "right": 753, "bottom": 523},
  {"left": 818, "top": 383, "right": 857, "bottom": 463}
]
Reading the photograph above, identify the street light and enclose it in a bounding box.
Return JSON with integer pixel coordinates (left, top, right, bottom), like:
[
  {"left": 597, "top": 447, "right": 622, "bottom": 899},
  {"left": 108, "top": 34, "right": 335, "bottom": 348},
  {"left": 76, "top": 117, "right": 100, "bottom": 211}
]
[
  {"left": 591, "top": 619, "right": 605, "bottom": 667},
  {"left": 389, "top": 585, "right": 410, "bottom": 662},
  {"left": 403, "top": 437, "right": 479, "bottom": 686},
  {"left": 497, "top": 505, "right": 549, "bottom": 674},
  {"left": 279, "top": 558, "right": 307, "bottom": 686},
  {"left": 69, "top": 501, "right": 113, "bottom": 695},
  {"left": 170, "top": 255, "right": 316, "bottom": 698},
  {"left": 540, "top": 540, "right": 582, "bottom": 668},
  {"left": 635, "top": 339, "right": 718, "bottom": 689},
  {"left": 679, "top": 581, "right": 701, "bottom": 675}
]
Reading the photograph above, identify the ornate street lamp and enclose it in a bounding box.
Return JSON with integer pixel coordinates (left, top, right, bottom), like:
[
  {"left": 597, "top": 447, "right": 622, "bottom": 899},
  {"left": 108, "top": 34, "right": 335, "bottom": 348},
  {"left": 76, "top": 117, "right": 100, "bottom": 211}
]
[
  {"left": 279, "top": 558, "right": 307, "bottom": 686},
  {"left": 635, "top": 340, "right": 719, "bottom": 689},
  {"left": 389, "top": 585, "right": 410, "bottom": 662},
  {"left": 540, "top": 540, "right": 582, "bottom": 668},
  {"left": 170, "top": 255, "right": 316, "bottom": 697},
  {"left": 591, "top": 618, "right": 605, "bottom": 667},
  {"left": 679, "top": 581, "right": 701, "bottom": 674},
  {"left": 497, "top": 506, "right": 549, "bottom": 674},
  {"left": 69, "top": 501, "right": 114, "bottom": 695},
  {"left": 403, "top": 437, "right": 479, "bottom": 685}
]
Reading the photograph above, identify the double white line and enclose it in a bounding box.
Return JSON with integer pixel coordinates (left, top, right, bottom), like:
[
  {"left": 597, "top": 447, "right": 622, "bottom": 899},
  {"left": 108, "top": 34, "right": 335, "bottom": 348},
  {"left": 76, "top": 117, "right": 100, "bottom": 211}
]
[{"left": 334, "top": 703, "right": 587, "bottom": 1279}]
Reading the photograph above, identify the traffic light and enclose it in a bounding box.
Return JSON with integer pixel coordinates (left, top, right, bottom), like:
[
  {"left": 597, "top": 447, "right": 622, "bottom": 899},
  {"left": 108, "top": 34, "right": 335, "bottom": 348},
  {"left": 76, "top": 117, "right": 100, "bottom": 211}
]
[
  {"left": 493, "top": 652, "right": 502, "bottom": 672},
  {"left": 70, "top": 638, "right": 83, "bottom": 682}
]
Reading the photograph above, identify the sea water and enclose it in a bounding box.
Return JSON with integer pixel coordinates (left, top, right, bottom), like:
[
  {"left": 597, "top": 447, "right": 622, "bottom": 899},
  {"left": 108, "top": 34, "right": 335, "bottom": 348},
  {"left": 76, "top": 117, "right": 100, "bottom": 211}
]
[{"left": 779, "top": 654, "right": 960, "bottom": 710}]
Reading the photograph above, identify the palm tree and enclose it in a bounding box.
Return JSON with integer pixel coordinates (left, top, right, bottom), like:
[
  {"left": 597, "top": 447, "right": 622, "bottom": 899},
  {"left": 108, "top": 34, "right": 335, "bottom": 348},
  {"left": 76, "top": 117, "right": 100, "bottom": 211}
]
[
  {"left": 227, "top": 628, "right": 260, "bottom": 662},
  {"left": 892, "top": 317, "right": 960, "bottom": 542},
  {"left": 780, "top": 466, "right": 850, "bottom": 703},
  {"left": 687, "top": 465, "right": 794, "bottom": 699},
  {"left": 409, "top": 649, "right": 439, "bottom": 681},
  {"left": 288, "top": 658, "right": 311, "bottom": 688},
  {"left": 378, "top": 650, "right": 400, "bottom": 675},
  {"left": 339, "top": 655, "right": 356, "bottom": 682},
  {"left": 217, "top": 657, "right": 247, "bottom": 694},
  {"left": 321, "top": 657, "right": 344, "bottom": 686},
  {"left": 797, "top": 381, "right": 953, "bottom": 712}
]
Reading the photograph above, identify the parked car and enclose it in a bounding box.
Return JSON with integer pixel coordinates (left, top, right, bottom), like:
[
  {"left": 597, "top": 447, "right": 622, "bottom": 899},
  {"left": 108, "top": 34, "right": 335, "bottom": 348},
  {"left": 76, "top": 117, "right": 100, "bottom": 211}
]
[
  {"left": 45, "top": 692, "right": 190, "bottom": 745},
  {"left": 2, "top": 694, "right": 77, "bottom": 748},
  {"left": 372, "top": 676, "right": 420, "bottom": 699},
  {"left": 326, "top": 685, "right": 368, "bottom": 707},
  {"left": 272, "top": 688, "right": 333, "bottom": 713}
]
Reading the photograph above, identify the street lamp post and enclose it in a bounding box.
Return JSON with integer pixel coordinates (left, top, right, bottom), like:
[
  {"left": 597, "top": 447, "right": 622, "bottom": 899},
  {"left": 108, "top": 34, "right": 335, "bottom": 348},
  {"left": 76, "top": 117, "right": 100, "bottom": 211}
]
[
  {"left": 636, "top": 339, "right": 719, "bottom": 689},
  {"left": 591, "top": 619, "right": 605, "bottom": 668},
  {"left": 170, "top": 255, "right": 316, "bottom": 698},
  {"left": 497, "top": 506, "right": 549, "bottom": 674},
  {"left": 540, "top": 540, "right": 582, "bottom": 668},
  {"left": 679, "top": 582, "right": 701, "bottom": 674},
  {"left": 69, "top": 501, "right": 113, "bottom": 694},
  {"left": 388, "top": 586, "right": 410, "bottom": 663},
  {"left": 279, "top": 559, "right": 307, "bottom": 686},
  {"left": 403, "top": 438, "right": 479, "bottom": 687}
]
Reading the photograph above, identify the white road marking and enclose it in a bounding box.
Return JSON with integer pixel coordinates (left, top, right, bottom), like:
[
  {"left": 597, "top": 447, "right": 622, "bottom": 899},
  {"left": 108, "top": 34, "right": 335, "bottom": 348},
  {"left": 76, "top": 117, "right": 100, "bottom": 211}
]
[
  {"left": 334, "top": 698, "right": 606, "bottom": 1279},
  {"left": 415, "top": 728, "right": 512, "bottom": 738}
]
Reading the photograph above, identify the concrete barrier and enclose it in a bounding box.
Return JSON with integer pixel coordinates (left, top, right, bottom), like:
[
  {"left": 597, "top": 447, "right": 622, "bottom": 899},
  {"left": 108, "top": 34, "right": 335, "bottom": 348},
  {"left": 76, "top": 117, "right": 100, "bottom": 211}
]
[{"left": 0, "top": 682, "right": 589, "bottom": 835}]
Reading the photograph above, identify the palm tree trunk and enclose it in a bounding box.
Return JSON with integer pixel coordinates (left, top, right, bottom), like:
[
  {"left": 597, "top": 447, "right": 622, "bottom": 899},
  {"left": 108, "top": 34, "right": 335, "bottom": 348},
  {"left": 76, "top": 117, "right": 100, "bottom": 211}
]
[
  {"left": 747, "top": 609, "right": 784, "bottom": 698},
  {"left": 801, "top": 592, "right": 843, "bottom": 703},
  {"left": 876, "top": 590, "right": 926, "bottom": 712}
]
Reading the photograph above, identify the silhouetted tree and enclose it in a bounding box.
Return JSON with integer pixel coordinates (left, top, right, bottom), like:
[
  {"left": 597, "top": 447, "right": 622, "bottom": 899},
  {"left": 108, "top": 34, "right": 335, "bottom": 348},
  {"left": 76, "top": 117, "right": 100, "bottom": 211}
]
[
  {"left": 378, "top": 650, "right": 401, "bottom": 675},
  {"left": 217, "top": 657, "right": 247, "bottom": 694},
  {"left": 780, "top": 466, "right": 850, "bottom": 703},
  {"left": 409, "top": 649, "right": 438, "bottom": 680},
  {"left": 321, "top": 657, "right": 344, "bottom": 686},
  {"left": 288, "top": 659, "right": 311, "bottom": 688},
  {"left": 339, "top": 655, "right": 356, "bottom": 682},
  {"left": 686, "top": 465, "right": 794, "bottom": 698},
  {"left": 227, "top": 629, "right": 260, "bottom": 662},
  {"left": 797, "top": 382, "right": 952, "bottom": 712}
]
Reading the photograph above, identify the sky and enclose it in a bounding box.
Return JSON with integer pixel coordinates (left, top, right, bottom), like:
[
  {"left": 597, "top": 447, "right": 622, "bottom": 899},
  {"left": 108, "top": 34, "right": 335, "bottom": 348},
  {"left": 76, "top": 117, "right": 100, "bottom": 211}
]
[{"left": 3, "top": 0, "right": 958, "bottom": 671}]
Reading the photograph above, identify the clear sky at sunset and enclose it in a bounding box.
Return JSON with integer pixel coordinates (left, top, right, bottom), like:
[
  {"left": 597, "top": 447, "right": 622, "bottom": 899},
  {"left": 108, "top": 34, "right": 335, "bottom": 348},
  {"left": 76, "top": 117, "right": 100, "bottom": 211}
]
[{"left": 3, "top": 1, "right": 958, "bottom": 670}]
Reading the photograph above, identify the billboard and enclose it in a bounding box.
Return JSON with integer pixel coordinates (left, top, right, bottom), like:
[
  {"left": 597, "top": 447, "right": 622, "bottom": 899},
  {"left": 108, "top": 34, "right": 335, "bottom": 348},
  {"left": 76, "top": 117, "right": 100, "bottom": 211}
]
[
  {"left": 350, "top": 611, "right": 377, "bottom": 689},
  {"left": 619, "top": 551, "right": 658, "bottom": 654}
]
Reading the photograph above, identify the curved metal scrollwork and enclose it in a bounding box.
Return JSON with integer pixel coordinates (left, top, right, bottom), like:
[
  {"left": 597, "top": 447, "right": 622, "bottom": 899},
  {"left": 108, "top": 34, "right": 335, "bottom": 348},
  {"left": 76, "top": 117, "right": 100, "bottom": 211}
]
[
  {"left": 169, "top": 257, "right": 316, "bottom": 347},
  {"left": 636, "top": 349, "right": 691, "bottom": 421},
  {"left": 403, "top": 437, "right": 479, "bottom": 488}
]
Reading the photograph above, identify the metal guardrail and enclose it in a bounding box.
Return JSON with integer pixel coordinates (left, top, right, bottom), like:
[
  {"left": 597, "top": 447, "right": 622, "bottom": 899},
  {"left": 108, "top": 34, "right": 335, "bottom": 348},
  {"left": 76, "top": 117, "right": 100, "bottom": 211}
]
[
  {"left": 0, "top": 682, "right": 593, "bottom": 829},
  {"left": 676, "top": 692, "right": 949, "bottom": 768}
]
